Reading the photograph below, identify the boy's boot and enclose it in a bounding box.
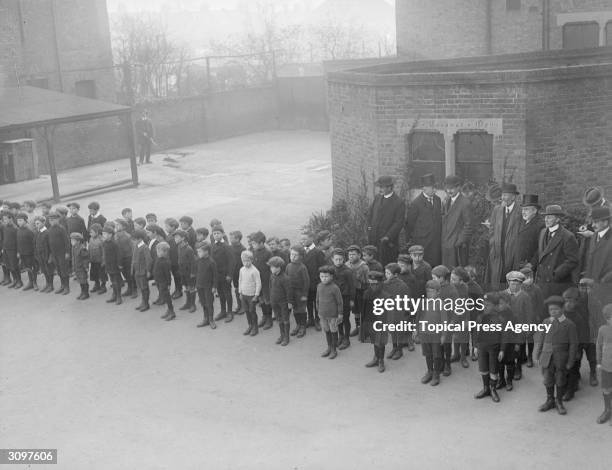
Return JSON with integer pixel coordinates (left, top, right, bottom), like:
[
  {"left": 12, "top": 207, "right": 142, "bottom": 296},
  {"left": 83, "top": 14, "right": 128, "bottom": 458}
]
[
  {"left": 141, "top": 290, "right": 150, "bottom": 311},
  {"left": 98, "top": 283, "right": 107, "bottom": 295},
  {"left": 214, "top": 310, "right": 227, "bottom": 321},
  {"left": 91, "top": 281, "right": 100, "bottom": 293},
  {"left": 1, "top": 267, "right": 10, "bottom": 285},
  {"left": 130, "top": 280, "right": 138, "bottom": 299},
  {"left": 443, "top": 358, "right": 452, "bottom": 377},
  {"left": 171, "top": 287, "right": 182, "bottom": 300},
  {"left": 12, "top": 272, "right": 23, "bottom": 288},
  {"left": 209, "top": 311, "right": 217, "bottom": 329},
  {"left": 179, "top": 293, "right": 191, "bottom": 310},
  {"left": 475, "top": 374, "right": 491, "bottom": 399},
  {"left": 243, "top": 312, "right": 253, "bottom": 336},
  {"left": 32, "top": 276, "right": 39, "bottom": 291},
  {"left": 590, "top": 369, "right": 599, "bottom": 387},
  {"left": 23, "top": 270, "right": 34, "bottom": 291},
  {"left": 276, "top": 322, "right": 284, "bottom": 344},
  {"left": 378, "top": 346, "right": 385, "bottom": 373},
  {"left": 497, "top": 365, "right": 507, "bottom": 389},
  {"left": 258, "top": 307, "right": 266, "bottom": 327},
  {"left": 250, "top": 312, "right": 259, "bottom": 336},
  {"left": 107, "top": 285, "right": 118, "bottom": 303},
  {"left": 526, "top": 344, "right": 534, "bottom": 367},
  {"left": 539, "top": 386, "right": 556, "bottom": 412},
  {"left": 280, "top": 323, "right": 290, "bottom": 346},
  {"left": 421, "top": 356, "right": 434, "bottom": 384},
  {"left": 365, "top": 347, "right": 378, "bottom": 367},
  {"left": 115, "top": 286, "right": 123, "bottom": 305},
  {"left": 563, "top": 371, "right": 577, "bottom": 401},
  {"left": 61, "top": 278, "right": 70, "bottom": 295},
  {"left": 81, "top": 284, "right": 89, "bottom": 300},
  {"left": 431, "top": 359, "right": 441, "bottom": 386},
  {"left": 263, "top": 306, "right": 273, "bottom": 330},
  {"left": 556, "top": 387, "right": 567, "bottom": 415},
  {"left": 188, "top": 292, "right": 197, "bottom": 312},
  {"left": 197, "top": 310, "right": 210, "bottom": 328},
  {"left": 233, "top": 289, "right": 244, "bottom": 314},
  {"left": 329, "top": 332, "right": 338, "bottom": 359},
  {"left": 406, "top": 333, "right": 415, "bottom": 351},
  {"left": 314, "top": 315, "right": 321, "bottom": 332},
  {"left": 224, "top": 309, "right": 233, "bottom": 323},
  {"left": 321, "top": 332, "right": 332, "bottom": 357},
  {"left": 391, "top": 343, "right": 402, "bottom": 360},
  {"left": 513, "top": 362, "right": 522, "bottom": 381},
  {"left": 597, "top": 393, "right": 611, "bottom": 424},
  {"left": 296, "top": 315, "right": 306, "bottom": 338},
  {"left": 505, "top": 365, "right": 514, "bottom": 391},
  {"left": 460, "top": 344, "right": 469, "bottom": 368},
  {"left": 165, "top": 308, "right": 176, "bottom": 321},
  {"left": 450, "top": 343, "right": 460, "bottom": 363},
  {"left": 489, "top": 379, "right": 500, "bottom": 402}
]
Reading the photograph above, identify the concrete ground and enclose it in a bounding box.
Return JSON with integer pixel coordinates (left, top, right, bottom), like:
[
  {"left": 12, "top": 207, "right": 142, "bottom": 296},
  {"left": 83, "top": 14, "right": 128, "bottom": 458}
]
[{"left": 1, "top": 131, "right": 610, "bottom": 469}]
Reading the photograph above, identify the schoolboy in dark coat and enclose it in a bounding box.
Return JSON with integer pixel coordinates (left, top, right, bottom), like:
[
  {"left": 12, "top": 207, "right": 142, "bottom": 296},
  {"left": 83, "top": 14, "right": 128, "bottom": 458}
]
[
  {"left": 417, "top": 280, "right": 448, "bottom": 387},
  {"left": 164, "top": 218, "right": 182, "bottom": 300},
  {"left": 195, "top": 242, "right": 218, "bottom": 329},
  {"left": 286, "top": 245, "right": 310, "bottom": 338},
  {"left": 1, "top": 212, "right": 19, "bottom": 288},
  {"left": 102, "top": 225, "right": 122, "bottom": 305},
  {"left": 66, "top": 202, "right": 87, "bottom": 239},
  {"left": 212, "top": 225, "right": 235, "bottom": 322},
  {"left": 251, "top": 231, "right": 273, "bottom": 329},
  {"left": 363, "top": 271, "right": 387, "bottom": 373},
  {"left": 175, "top": 230, "right": 197, "bottom": 313},
  {"left": 115, "top": 219, "right": 136, "bottom": 298},
  {"left": 383, "top": 263, "right": 411, "bottom": 361},
  {"left": 132, "top": 229, "right": 152, "bottom": 312},
  {"left": 34, "top": 216, "right": 52, "bottom": 292},
  {"left": 179, "top": 216, "right": 196, "bottom": 249},
  {"left": 155, "top": 242, "right": 175, "bottom": 321},
  {"left": 47, "top": 212, "right": 71, "bottom": 294},
  {"left": 302, "top": 232, "right": 326, "bottom": 330},
  {"left": 87, "top": 201, "right": 107, "bottom": 240},
  {"left": 474, "top": 292, "right": 504, "bottom": 402},
  {"left": 268, "top": 256, "right": 292, "bottom": 346},
  {"left": 70, "top": 232, "right": 90, "bottom": 300},
  {"left": 331, "top": 248, "right": 356, "bottom": 350},
  {"left": 229, "top": 230, "right": 246, "bottom": 314},
  {"left": 535, "top": 296, "right": 578, "bottom": 415},
  {"left": 16, "top": 213, "right": 36, "bottom": 290}
]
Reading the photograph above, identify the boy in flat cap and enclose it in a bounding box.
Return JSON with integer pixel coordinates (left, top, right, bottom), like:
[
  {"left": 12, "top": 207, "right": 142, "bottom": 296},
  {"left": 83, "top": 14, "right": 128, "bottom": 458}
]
[
  {"left": 66, "top": 202, "right": 87, "bottom": 240},
  {"left": 302, "top": 232, "right": 326, "bottom": 333},
  {"left": 250, "top": 231, "right": 273, "bottom": 330},
  {"left": 1, "top": 212, "right": 19, "bottom": 288},
  {"left": 87, "top": 202, "right": 107, "bottom": 239},
  {"left": 48, "top": 212, "right": 71, "bottom": 294},
  {"left": 115, "top": 219, "right": 136, "bottom": 298},
  {"left": 164, "top": 218, "right": 182, "bottom": 300},
  {"left": 175, "top": 229, "right": 197, "bottom": 313},
  {"left": 121, "top": 208, "right": 135, "bottom": 235},
  {"left": 346, "top": 245, "right": 369, "bottom": 341},
  {"left": 504, "top": 270, "right": 533, "bottom": 382},
  {"left": 317, "top": 265, "right": 343, "bottom": 360},
  {"left": 16, "top": 213, "right": 36, "bottom": 290},
  {"left": 212, "top": 225, "right": 235, "bottom": 322},
  {"left": 286, "top": 245, "right": 310, "bottom": 338},
  {"left": 88, "top": 223, "right": 107, "bottom": 294},
  {"left": 34, "top": 216, "right": 52, "bottom": 293},
  {"left": 229, "top": 230, "right": 246, "bottom": 314},
  {"left": 408, "top": 245, "right": 432, "bottom": 298},
  {"left": 179, "top": 216, "right": 196, "bottom": 249},
  {"left": 268, "top": 256, "right": 291, "bottom": 346},
  {"left": 363, "top": 270, "right": 387, "bottom": 372},
  {"left": 195, "top": 242, "right": 217, "bottom": 328},
  {"left": 102, "top": 225, "right": 122, "bottom": 305},
  {"left": 132, "top": 229, "right": 152, "bottom": 311},
  {"left": 362, "top": 245, "right": 383, "bottom": 274},
  {"left": 331, "top": 248, "right": 356, "bottom": 350},
  {"left": 562, "top": 287, "right": 591, "bottom": 401},
  {"left": 417, "top": 279, "right": 447, "bottom": 386},
  {"left": 474, "top": 292, "right": 503, "bottom": 402},
  {"left": 70, "top": 233, "right": 90, "bottom": 299},
  {"left": 535, "top": 296, "right": 578, "bottom": 415},
  {"left": 155, "top": 242, "right": 175, "bottom": 321}
]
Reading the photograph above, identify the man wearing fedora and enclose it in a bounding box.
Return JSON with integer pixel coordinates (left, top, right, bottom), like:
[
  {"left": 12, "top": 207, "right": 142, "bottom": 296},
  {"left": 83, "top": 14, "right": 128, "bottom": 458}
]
[
  {"left": 441, "top": 175, "right": 473, "bottom": 268},
  {"left": 535, "top": 205, "right": 579, "bottom": 299},
  {"left": 367, "top": 176, "right": 405, "bottom": 266},
  {"left": 486, "top": 183, "right": 522, "bottom": 290},
  {"left": 516, "top": 194, "right": 545, "bottom": 271},
  {"left": 405, "top": 173, "right": 442, "bottom": 267},
  {"left": 578, "top": 186, "right": 611, "bottom": 274}
]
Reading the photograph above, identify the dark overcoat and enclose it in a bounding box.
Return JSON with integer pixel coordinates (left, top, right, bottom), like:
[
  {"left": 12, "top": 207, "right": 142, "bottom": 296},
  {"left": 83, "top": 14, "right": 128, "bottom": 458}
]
[
  {"left": 367, "top": 192, "right": 406, "bottom": 266},
  {"left": 405, "top": 192, "right": 442, "bottom": 267},
  {"left": 516, "top": 215, "right": 545, "bottom": 270},
  {"left": 441, "top": 193, "right": 473, "bottom": 268},
  {"left": 535, "top": 226, "right": 579, "bottom": 298},
  {"left": 486, "top": 202, "right": 522, "bottom": 289}
]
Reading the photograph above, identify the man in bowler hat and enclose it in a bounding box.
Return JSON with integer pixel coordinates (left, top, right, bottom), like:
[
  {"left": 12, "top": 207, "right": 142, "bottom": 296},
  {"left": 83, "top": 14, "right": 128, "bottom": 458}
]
[
  {"left": 441, "top": 175, "right": 473, "bottom": 268},
  {"left": 366, "top": 176, "right": 405, "bottom": 266},
  {"left": 405, "top": 173, "right": 442, "bottom": 267}
]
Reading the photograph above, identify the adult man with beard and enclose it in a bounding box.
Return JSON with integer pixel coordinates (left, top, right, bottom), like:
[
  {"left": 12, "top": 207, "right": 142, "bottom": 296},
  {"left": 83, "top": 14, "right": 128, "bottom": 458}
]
[
  {"left": 516, "top": 194, "right": 545, "bottom": 271},
  {"left": 486, "top": 183, "right": 522, "bottom": 290},
  {"left": 405, "top": 173, "right": 442, "bottom": 267},
  {"left": 367, "top": 176, "right": 405, "bottom": 266},
  {"left": 535, "top": 205, "right": 579, "bottom": 299}
]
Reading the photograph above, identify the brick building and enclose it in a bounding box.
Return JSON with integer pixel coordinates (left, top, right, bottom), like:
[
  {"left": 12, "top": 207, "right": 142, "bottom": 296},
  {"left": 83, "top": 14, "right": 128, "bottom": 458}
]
[
  {"left": 328, "top": 1, "right": 612, "bottom": 208},
  {"left": 396, "top": 0, "right": 612, "bottom": 59},
  {"left": 0, "top": 0, "right": 129, "bottom": 175}
]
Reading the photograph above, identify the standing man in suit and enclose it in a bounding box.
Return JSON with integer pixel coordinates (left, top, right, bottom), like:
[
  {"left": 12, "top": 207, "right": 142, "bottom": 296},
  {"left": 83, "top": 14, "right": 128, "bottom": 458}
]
[
  {"left": 486, "top": 183, "right": 522, "bottom": 290},
  {"left": 535, "top": 205, "right": 579, "bottom": 299},
  {"left": 441, "top": 175, "right": 473, "bottom": 268},
  {"left": 367, "top": 176, "right": 405, "bottom": 266},
  {"left": 516, "top": 194, "right": 545, "bottom": 271},
  {"left": 405, "top": 173, "right": 442, "bottom": 267},
  {"left": 135, "top": 110, "right": 155, "bottom": 165}
]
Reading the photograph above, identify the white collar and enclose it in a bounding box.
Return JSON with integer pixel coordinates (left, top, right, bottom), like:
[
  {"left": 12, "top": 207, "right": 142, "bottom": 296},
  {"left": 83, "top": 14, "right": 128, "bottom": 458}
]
[
  {"left": 450, "top": 193, "right": 460, "bottom": 203},
  {"left": 383, "top": 192, "right": 394, "bottom": 199},
  {"left": 506, "top": 202, "right": 515, "bottom": 213},
  {"left": 91, "top": 212, "right": 99, "bottom": 218},
  {"left": 598, "top": 226, "right": 610, "bottom": 238},
  {"left": 548, "top": 224, "right": 559, "bottom": 233},
  {"left": 148, "top": 239, "right": 156, "bottom": 249},
  {"left": 39, "top": 226, "right": 47, "bottom": 233},
  {"left": 308, "top": 243, "right": 316, "bottom": 251},
  {"left": 137, "top": 241, "right": 145, "bottom": 247}
]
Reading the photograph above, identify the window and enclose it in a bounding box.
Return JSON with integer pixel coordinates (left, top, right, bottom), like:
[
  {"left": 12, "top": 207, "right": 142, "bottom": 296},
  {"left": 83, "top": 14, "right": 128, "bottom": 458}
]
[
  {"left": 454, "top": 132, "right": 493, "bottom": 187},
  {"left": 562, "top": 22, "right": 599, "bottom": 49},
  {"left": 408, "top": 131, "right": 445, "bottom": 185},
  {"left": 606, "top": 21, "right": 612, "bottom": 46},
  {"left": 27, "top": 78, "right": 48, "bottom": 89},
  {"left": 506, "top": 0, "right": 521, "bottom": 11},
  {"left": 75, "top": 80, "right": 96, "bottom": 99}
]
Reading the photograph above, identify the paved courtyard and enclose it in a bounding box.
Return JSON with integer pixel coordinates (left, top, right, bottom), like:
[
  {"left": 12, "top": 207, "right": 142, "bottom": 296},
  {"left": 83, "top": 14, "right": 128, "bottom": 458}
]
[{"left": 0, "top": 131, "right": 609, "bottom": 469}]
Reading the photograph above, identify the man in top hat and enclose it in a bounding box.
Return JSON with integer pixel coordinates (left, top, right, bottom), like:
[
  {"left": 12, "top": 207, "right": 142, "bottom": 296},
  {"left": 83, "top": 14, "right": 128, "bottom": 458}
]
[
  {"left": 441, "top": 175, "right": 473, "bottom": 268},
  {"left": 405, "top": 173, "right": 442, "bottom": 267},
  {"left": 516, "top": 194, "right": 545, "bottom": 271},
  {"left": 366, "top": 176, "right": 405, "bottom": 266},
  {"left": 535, "top": 205, "right": 579, "bottom": 299},
  {"left": 486, "top": 183, "right": 522, "bottom": 290}
]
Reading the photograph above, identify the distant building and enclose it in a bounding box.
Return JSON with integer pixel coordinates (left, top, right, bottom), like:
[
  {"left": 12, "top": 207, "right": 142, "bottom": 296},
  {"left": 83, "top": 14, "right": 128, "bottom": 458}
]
[{"left": 396, "top": 0, "right": 612, "bottom": 60}]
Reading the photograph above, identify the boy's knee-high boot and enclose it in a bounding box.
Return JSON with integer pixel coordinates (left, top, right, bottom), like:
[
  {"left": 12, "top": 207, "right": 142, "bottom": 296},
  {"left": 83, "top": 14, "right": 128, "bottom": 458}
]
[
  {"left": 513, "top": 361, "right": 522, "bottom": 380},
  {"left": 263, "top": 305, "right": 273, "bottom": 330},
  {"left": 243, "top": 311, "right": 253, "bottom": 335},
  {"left": 597, "top": 393, "right": 612, "bottom": 424},
  {"left": 489, "top": 378, "right": 500, "bottom": 402},
  {"left": 377, "top": 346, "right": 385, "bottom": 373},
  {"left": 497, "top": 364, "right": 507, "bottom": 389},
  {"left": 366, "top": 346, "right": 378, "bottom": 367},
  {"left": 115, "top": 285, "right": 122, "bottom": 305},
  {"left": 188, "top": 292, "right": 197, "bottom": 313},
  {"left": 526, "top": 341, "right": 535, "bottom": 367},
  {"left": 475, "top": 374, "right": 491, "bottom": 399},
  {"left": 1, "top": 266, "right": 10, "bottom": 285},
  {"left": 281, "top": 322, "right": 290, "bottom": 346},
  {"left": 555, "top": 386, "right": 567, "bottom": 415},
  {"left": 539, "top": 386, "right": 556, "bottom": 412},
  {"left": 209, "top": 309, "right": 216, "bottom": 329},
  {"left": 321, "top": 331, "right": 332, "bottom": 357},
  {"left": 197, "top": 306, "right": 210, "bottom": 328},
  {"left": 23, "top": 270, "right": 34, "bottom": 291},
  {"left": 431, "top": 359, "right": 441, "bottom": 386},
  {"left": 296, "top": 313, "right": 307, "bottom": 338},
  {"left": 276, "top": 321, "right": 284, "bottom": 345},
  {"left": 179, "top": 291, "right": 191, "bottom": 310},
  {"left": 250, "top": 311, "right": 259, "bottom": 336},
  {"left": 141, "top": 289, "right": 150, "bottom": 311},
  {"left": 81, "top": 283, "right": 90, "bottom": 299},
  {"left": 44, "top": 273, "right": 53, "bottom": 292},
  {"left": 233, "top": 289, "right": 243, "bottom": 313},
  {"left": 505, "top": 364, "right": 514, "bottom": 391},
  {"left": 11, "top": 270, "right": 22, "bottom": 288},
  {"left": 329, "top": 332, "right": 338, "bottom": 359}
]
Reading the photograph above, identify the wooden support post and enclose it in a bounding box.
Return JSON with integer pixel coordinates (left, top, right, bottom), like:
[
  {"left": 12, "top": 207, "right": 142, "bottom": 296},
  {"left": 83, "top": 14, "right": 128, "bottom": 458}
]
[
  {"left": 43, "top": 125, "right": 60, "bottom": 201},
  {"left": 121, "top": 113, "right": 139, "bottom": 186}
]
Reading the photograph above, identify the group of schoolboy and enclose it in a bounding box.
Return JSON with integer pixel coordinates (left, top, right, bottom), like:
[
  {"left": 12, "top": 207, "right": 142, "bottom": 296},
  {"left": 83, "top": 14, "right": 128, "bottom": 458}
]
[{"left": 1, "top": 197, "right": 611, "bottom": 426}]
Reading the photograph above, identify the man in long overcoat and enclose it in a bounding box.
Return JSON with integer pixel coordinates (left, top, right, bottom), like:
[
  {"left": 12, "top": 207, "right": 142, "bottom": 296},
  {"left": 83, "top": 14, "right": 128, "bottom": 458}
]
[
  {"left": 441, "top": 175, "right": 473, "bottom": 268},
  {"left": 535, "top": 205, "right": 579, "bottom": 299},
  {"left": 405, "top": 173, "right": 442, "bottom": 267},
  {"left": 516, "top": 194, "right": 545, "bottom": 271},
  {"left": 367, "top": 176, "right": 405, "bottom": 266},
  {"left": 486, "top": 183, "right": 522, "bottom": 290}
]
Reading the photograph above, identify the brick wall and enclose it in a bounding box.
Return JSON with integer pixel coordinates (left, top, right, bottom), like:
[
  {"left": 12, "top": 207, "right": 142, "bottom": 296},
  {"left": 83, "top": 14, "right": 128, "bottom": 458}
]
[{"left": 525, "top": 75, "right": 612, "bottom": 207}]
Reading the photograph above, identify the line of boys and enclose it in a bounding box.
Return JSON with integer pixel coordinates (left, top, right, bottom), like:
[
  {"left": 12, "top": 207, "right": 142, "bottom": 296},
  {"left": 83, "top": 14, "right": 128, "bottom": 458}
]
[{"left": 2, "top": 198, "right": 611, "bottom": 423}]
